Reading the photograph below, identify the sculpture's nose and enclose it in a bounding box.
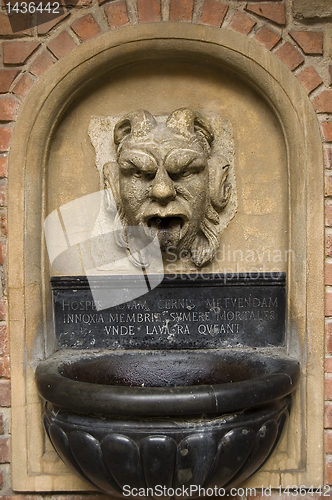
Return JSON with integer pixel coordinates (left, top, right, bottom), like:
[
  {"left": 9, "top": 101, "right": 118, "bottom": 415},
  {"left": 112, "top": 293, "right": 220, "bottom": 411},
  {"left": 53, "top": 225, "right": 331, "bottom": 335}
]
[{"left": 149, "top": 167, "right": 176, "bottom": 204}]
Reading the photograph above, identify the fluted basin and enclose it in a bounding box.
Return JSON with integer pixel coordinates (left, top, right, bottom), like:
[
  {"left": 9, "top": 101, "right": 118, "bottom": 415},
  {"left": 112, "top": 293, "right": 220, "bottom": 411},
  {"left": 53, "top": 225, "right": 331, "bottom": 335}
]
[{"left": 36, "top": 349, "right": 300, "bottom": 497}]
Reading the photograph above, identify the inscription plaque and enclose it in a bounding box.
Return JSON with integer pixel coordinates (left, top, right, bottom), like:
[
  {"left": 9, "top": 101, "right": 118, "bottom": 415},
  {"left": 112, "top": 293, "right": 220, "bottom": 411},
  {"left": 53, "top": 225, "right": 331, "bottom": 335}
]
[{"left": 51, "top": 273, "right": 286, "bottom": 349}]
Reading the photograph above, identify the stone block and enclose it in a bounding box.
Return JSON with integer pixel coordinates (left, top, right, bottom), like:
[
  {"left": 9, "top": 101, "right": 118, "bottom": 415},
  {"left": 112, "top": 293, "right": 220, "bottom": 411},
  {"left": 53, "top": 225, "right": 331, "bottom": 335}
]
[{"left": 292, "top": 0, "right": 332, "bottom": 20}]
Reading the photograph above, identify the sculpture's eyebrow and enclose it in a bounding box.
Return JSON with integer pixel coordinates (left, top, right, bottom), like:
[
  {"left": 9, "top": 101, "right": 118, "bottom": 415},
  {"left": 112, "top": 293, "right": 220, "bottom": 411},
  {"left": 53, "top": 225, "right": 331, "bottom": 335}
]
[
  {"left": 118, "top": 149, "right": 158, "bottom": 172},
  {"left": 164, "top": 148, "right": 207, "bottom": 172}
]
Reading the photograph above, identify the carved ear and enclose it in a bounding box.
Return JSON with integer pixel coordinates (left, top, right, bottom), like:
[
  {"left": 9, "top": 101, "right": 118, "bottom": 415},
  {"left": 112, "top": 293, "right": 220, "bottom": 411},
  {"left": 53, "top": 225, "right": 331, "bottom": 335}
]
[
  {"left": 114, "top": 110, "right": 157, "bottom": 146},
  {"left": 166, "top": 108, "right": 214, "bottom": 146},
  {"left": 209, "top": 156, "right": 231, "bottom": 211},
  {"left": 103, "top": 161, "right": 120, "bottom": 213}
]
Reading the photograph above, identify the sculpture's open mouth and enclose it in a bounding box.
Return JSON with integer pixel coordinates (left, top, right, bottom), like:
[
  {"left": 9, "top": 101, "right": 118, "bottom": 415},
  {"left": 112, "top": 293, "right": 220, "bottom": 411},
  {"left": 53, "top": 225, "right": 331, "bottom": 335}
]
[
  {"left": 146, "top": 216, "right": 186, "bottom": 247},
  {"left": 147, "top": 215, "right": 184, "bottom": 230}
]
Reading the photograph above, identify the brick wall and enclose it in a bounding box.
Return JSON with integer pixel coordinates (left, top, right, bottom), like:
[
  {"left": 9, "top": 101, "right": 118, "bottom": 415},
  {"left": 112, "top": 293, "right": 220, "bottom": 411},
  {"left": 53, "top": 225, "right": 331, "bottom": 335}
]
[{"left": 1, "top": 0, "right": 331, "bottom": 496}]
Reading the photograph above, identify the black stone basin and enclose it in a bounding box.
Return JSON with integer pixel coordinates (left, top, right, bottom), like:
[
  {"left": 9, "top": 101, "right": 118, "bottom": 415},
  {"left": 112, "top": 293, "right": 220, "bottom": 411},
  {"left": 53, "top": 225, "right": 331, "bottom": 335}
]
[
  {"left": 36, "top": 349, "right": 299, "bottom": 417},
  {"left": 36, "top": 349, "right": 300, "bottom": 497}
]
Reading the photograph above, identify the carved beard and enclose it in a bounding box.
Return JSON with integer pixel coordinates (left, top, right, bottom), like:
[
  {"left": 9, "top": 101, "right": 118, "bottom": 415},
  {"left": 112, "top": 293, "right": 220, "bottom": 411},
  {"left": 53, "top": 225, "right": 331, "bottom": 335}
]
[{"left": 114, "top": 201, "right": 220, "bottom": 268}]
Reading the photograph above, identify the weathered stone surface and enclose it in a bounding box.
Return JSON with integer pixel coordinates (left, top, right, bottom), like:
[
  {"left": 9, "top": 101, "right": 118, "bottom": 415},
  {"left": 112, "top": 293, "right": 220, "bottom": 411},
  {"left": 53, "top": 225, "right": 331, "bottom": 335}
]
[{"left": 292, "top": 0, "right": 332, "bottom": 19}]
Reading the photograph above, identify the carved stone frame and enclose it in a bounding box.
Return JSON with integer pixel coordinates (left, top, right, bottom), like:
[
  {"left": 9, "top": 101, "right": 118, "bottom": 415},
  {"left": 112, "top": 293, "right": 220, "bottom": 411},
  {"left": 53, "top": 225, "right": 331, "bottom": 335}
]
[{"left": 8, "top": 23, "right": 324, "bottom": 491}]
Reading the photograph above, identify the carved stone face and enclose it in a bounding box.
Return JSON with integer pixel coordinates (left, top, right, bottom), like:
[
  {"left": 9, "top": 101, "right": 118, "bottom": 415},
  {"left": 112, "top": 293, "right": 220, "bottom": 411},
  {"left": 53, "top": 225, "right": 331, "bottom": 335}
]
[
  {"left": 104, "top": 108, "right": 231, "bottom": 267},
  {"left": 117, "top": 126, "right": 209, "bottom": 253}
]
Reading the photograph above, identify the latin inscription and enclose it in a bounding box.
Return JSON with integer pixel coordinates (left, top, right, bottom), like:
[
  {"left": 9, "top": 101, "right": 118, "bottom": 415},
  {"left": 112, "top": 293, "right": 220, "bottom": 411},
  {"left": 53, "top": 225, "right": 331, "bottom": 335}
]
[{"left": 52, "top": 276, "right": 285, "bottom": 349}]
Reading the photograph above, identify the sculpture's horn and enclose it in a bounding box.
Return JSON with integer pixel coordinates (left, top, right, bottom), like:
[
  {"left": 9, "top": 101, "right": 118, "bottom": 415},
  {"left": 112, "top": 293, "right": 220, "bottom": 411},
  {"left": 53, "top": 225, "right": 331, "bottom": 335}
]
[
  {"left": 114, "top": 110, "right": 157, "bottom": 146},
  {"left": 166, "top": 107, "right": 214, "bottom": 147}
]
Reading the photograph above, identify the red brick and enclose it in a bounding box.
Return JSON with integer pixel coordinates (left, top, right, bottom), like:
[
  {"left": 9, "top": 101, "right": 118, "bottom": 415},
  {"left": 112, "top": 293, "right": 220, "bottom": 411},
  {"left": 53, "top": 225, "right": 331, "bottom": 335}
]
[
  {"left": 47, "top": 31, "right": 77, "bottom": 59},
  {"left": 0, "top": 358, "right": 10, "bottom": 380},
  {"left": 330, "top": 66, "right": 332, "bottom": 87},
  {"left": 0, "top": 129, "right": 12, "bottom": 152},
  {"left": 275, "top": 42, "right": 304, "bottom": 71},
  {"left": 246, "top": 3, "right": 285, "bottom": 25},
  {"left": 0, "top": 159, "right": 7, "bottom": 179},
  {"left": 3, "top": 41, "right": 40, "bottom": 65},
  {"left": 327, "top": 204, "right": 332, "bottom": 226},
  {"left": 29, "top": 51, "right": 54, "bottom": 78},
  {"left": 169, "top": 0, "right": 194, "bottom": 22},
  {"left": 328, "top": 233, "right": 332, "bottom": 255},
  {"left": 326, "top": 262, "right": 332, "bottom": 285},
  {"left": 296, "top": 66, "right": 323, "bottom": 94},
  {"left": 104, "top": 1, "right": 129, "bottom": 29},
  {"left": 326, "top": 175, "right": 332, "bottom": 196},
  {"left": 255, "top": 26, "right": 280, "bottom": 50},
  {"left": 313, "top": 91, "right": 332, "bottom": 113},
  {"left": 0, "top": 12, "right": 31, "bottom": 35},
  {"left": 326, "top": 376, "right": 332, "bottom": 399},
  {"left": 229, "top": 11, "right": 256, "bottom": 35},
  {"left": 0, "top": 439, "right": 10, "bottom": 463},
  {"left": 290, "top": 30, "right": 323, "bottom": 55},
  {"left": 0, "top": 70, "right": 19, "bottom": 94},
  {"left": 0, "top": 381, "right": 10, "bottom": 407},
  {"left": 71, "top": 14, "right": 102, "bottom": 41},
  {"left": 326, "top": 358, "right": 332, "bottom": 373},
  {"left": 138, "top": 0, "right": 161, "bottom": 22},
  {"left": 322, "top": 122, "right": 332, "bottom": 142},
  {"left": 199, "top": 0, "right": 228, "bottom": 27},
  {"left": 0, "top": 98, "right": 19, "bottom": 122},
  {"left": 326, "top": 289, "right": 332, "bottom": 315},
  {"left": 37, "top": 11, "right": 68, "bottom": 35},
  {"left": 327, "top": 321, "right": 332, "bottom": 353},
  {"left": 12, "top": 72, "right": 34, "bottom": 98},
  {"left": 326, "top": 461, "right": 332, "bottom": 483},
  {"left": 0, "top": 414, "right": 4, "bottom": 435},
  {"left": 325, "top": 431, "right": 332, "bottom": 453}
]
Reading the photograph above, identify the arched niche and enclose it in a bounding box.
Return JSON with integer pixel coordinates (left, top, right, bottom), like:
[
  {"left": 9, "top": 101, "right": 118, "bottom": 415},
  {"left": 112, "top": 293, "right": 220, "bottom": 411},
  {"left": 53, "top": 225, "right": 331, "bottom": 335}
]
[{"left": 8, "top": 23, "right": 324, "bottom": 490}]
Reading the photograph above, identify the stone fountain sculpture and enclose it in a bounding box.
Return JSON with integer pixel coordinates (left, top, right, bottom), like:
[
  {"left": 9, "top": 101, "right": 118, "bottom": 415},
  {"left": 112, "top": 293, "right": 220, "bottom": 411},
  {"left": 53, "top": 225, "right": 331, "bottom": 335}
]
[{"left": 36, "top": 108, "right": 300, "bottom": 497}]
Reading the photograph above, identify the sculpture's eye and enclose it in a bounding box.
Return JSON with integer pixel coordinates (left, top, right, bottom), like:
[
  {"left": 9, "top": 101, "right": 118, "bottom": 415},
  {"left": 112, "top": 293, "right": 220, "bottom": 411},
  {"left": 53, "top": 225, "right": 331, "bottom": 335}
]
[{"left": 132, "top": 166, "right": 155, "bottom": 181}]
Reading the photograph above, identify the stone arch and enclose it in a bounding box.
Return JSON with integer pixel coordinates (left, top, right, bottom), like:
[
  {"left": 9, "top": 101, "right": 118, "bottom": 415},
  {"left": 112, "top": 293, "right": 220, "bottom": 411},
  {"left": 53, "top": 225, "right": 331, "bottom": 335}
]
[{"left": 8, "top": 23, "right": 324, "bottom": 490}]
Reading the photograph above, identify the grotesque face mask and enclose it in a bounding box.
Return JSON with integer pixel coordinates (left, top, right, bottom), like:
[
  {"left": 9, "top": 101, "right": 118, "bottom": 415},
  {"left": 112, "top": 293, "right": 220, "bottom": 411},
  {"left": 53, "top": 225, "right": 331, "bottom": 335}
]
[{"left": 104, "top": 108, "right": 231, "bottom": 267}]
